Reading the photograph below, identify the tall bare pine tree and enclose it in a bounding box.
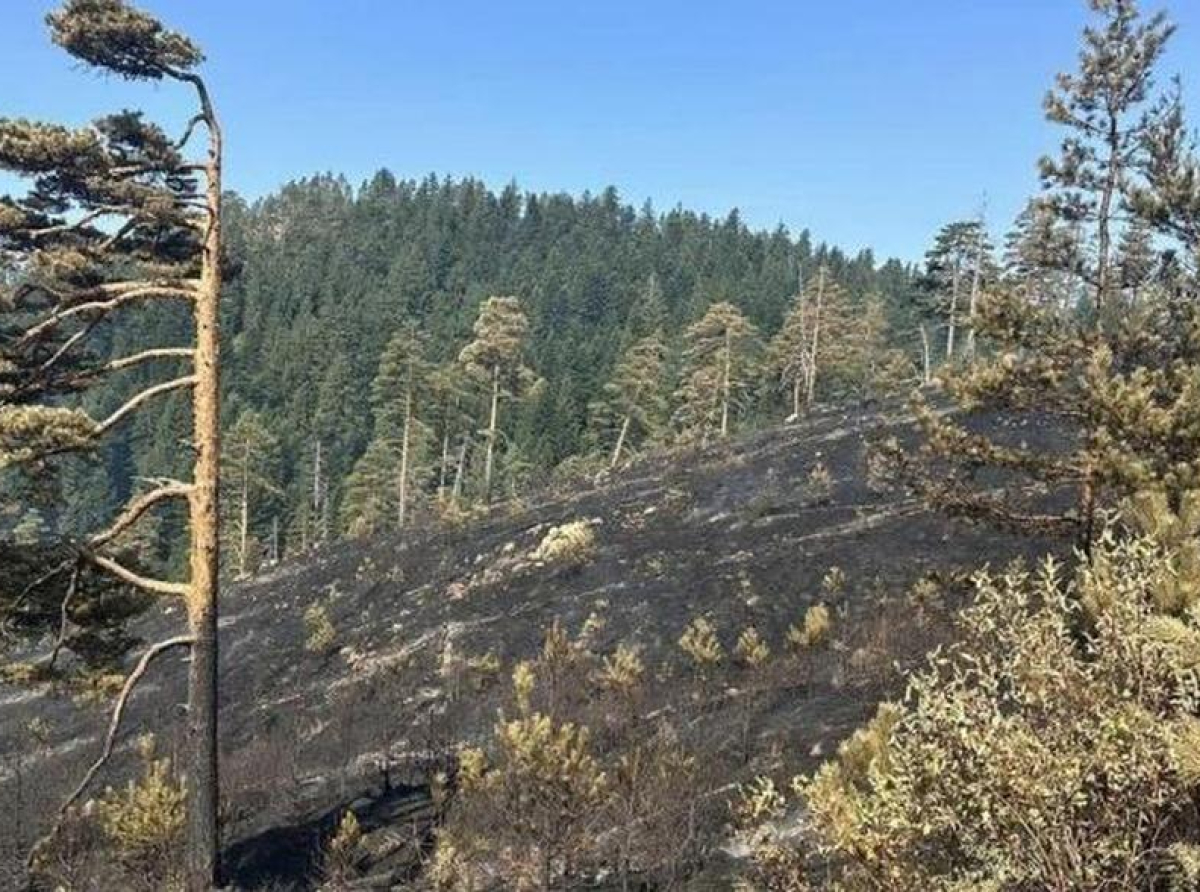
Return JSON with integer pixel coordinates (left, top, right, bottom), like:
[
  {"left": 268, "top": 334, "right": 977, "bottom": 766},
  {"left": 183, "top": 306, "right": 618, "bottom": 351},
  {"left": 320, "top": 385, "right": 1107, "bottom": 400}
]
[{"left": 0, "top": 1, "right": 224, "bottom": 885}]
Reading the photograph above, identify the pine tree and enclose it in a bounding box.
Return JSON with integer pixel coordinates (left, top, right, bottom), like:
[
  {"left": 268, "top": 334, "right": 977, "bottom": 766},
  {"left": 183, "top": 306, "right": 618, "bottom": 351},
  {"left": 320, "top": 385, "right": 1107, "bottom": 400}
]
[
  {"left": 590, "top": 334, "right": 669, "bottom": 468},
  {"left": 624, "top": 273, "right": 669, "bottom": 343},
  {"left": 458, "top": 296, "right": 533, "bottom": 502},
  {"left": 0, "top": 1, "right": 225, "bottom": 884},
  {"left": 427, "top": 362, "right": 473, "bottom": 506},
  {"left": 342, "top": 326, "right": 433, "bottom": 534},
  {"left": 1003, "top": 198, "right": 1083, "bottom": 308},
  {"left": 1039, "top": 0, "right": 1175, "bottom": 320},
  {"left": 881, "top": 0, "right": 1193, "bottom": 551},
  {"left": 921, "top": 220, "right": 992, "bottom": 363},
  {"left": 674, "top": 301, "right": 760, "bottom": 441},
  {"left": 768, "top": 267, "right": 862, "bottom": 417},
  {"left": 221, "top": 409, "right": 279, "bottom": 578}
]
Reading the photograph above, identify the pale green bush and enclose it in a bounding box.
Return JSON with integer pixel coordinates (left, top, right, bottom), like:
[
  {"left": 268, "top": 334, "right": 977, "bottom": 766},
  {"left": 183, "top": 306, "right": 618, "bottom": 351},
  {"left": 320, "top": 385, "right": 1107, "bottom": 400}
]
[{"left": 742, "top": 525, "right": 1200, "bottom": 891}]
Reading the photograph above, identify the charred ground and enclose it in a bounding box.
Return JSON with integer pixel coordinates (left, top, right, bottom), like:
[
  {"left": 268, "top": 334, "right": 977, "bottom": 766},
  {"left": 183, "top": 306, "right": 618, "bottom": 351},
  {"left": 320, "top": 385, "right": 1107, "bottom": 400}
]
[{"left": 1, "top": 405, "right": 1056, "bottom": 889}]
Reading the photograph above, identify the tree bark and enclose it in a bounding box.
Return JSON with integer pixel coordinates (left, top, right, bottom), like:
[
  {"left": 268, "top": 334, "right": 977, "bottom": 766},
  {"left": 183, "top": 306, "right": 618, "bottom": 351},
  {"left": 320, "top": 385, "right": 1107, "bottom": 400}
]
[
  {"left": 237, "top": 449, "right": 249, "bottom": 578},
  {"left": 920, "top": 324, "right": 932, "bottom": 386},
  {"left": 483, "top": 363, "right": 500, "bottom": 502},
  {"left": 311, "top": 439, "right": 324, "bottom": 546},
  {"left": 398, "top": 383, "right": 413, "bottom": 529},
  {"left": 720, "top": 326, "right": 732, "bottom": 437},
  {"left": 806, "top": 267, "right": 826, "bottom": 407},
  {"left": 438, "top": 426, "right": 451, "bottom": 502},
  {"left": 184, "top": 73, "right": 223, "bottom": 892},
  {"left": 966, "top": 241, "right": 982, "bottom": 360},
  {"left": 1094, "top": 114, "right": 1121, "bottom": 322},
  {"left": 452, "top": 433, "right": 470, "bottom": 505},
  {"left": 611, "top": 413, "right": 632, "bottom": 468},
  {"left": 945, "top": 257, "right": 960, "bottom": 361}
]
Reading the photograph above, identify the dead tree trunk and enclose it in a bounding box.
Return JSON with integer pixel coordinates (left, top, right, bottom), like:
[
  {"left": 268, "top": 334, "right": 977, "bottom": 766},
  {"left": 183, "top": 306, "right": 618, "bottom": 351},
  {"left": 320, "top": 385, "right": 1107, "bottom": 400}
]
[
  {"left": 805, "top": 267, "right": 826, "bottom": 407},
  {"left": 720, "top": 327, "right": 733, "bottom": 437},
  {"left": 398, "top": 384, "right": 413, "bottom": 529},
  {"left": 452, "top": 433, "right": 470, "bottom": 505},
  {"left": 919, "top": 324, "right": 932, "bottom": 386},
  {"left": 945, "top": 258, "right": 961, "bottom": 362},
  {"left": 966, "top": 240, "right": 983, "bottom": 360},
  {"left": 483, "top": 363, "right": 500, "bottom": 501},
  {"left": 237, "top": 448, "right": 249, "bottom": 578},
  {"left": 611, "top": 412, "right": 633, "bottom": 468},
  {"left": 184, "top": 71, "right": 223, "bottom": 892}
]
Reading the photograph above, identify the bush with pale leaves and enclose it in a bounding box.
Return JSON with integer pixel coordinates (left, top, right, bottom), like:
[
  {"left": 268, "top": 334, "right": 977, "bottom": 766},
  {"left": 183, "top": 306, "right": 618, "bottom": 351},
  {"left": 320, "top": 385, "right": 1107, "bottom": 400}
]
[{"left": 742, "top": 520, "right": 1200, "bottom": 891}]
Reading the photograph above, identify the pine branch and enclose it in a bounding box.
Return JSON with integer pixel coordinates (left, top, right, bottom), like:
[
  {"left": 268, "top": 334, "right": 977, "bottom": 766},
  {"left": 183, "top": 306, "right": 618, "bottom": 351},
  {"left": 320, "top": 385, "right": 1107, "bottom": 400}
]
[
  {"left": 18, "top": 284, "right": 199, "bottom": 346},
  {"left": 89, "top": 482, "right": 193, "bottom": 551},
  {"left": 103, "top": 347, "right": 195, "bottom": 374},
  {"left": 95, "top": 374, "right": 197, "bottom": 435},
  {"left": 84, "top": 550, "right": 190, "bottom": 598}
]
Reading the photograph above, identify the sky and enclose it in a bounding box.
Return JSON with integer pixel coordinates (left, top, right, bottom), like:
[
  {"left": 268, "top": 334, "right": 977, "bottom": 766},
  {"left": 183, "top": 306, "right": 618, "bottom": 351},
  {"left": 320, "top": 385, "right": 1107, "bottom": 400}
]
[{"left": 2, "top": 1, "right": 1199, "bottom": 262}]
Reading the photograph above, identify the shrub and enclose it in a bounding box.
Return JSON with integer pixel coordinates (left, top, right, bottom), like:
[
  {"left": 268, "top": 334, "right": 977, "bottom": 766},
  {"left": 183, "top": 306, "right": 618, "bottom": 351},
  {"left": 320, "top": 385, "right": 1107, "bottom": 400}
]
[
  {"left": 820, "top": 566, "right": 845, "bottom": 596},
  {"left": 786, "top": 603, "right": 832, "bottom": 650},
  {"left": 304, "top": 602, "right": 337, "bottom": 655},
  {"left": 319, "top": 810, "right": 363, "bottom": 888},
  {"left": 734, "top": 626, "right": 771, "bottom": 669},
  {"left": 531, "top": 520, "right": 598, "bottom": 567},
  {"left": 744, "top": 524, "right": 1200, "bottom": 891},
  {"left": 596, "top": 643, "right": 645, "bottom": 697},
  {"left": 96, "top": 736, "right": 185, "bottom": 878},
  {"left": 679, "top": 616, "right": 724, "bottom": 670},
  {"left": 448, "top": 712, "right": 608, "bottom": 890},
  {"left": 806, "top": 462, "right": 834, "bottom": 504}
]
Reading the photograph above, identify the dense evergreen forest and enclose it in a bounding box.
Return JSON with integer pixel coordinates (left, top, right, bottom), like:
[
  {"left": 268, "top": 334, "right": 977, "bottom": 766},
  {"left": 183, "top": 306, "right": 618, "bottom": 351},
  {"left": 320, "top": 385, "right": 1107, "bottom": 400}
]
[{"left": 54, "top": 176, "right": 929, "bottom": 571}]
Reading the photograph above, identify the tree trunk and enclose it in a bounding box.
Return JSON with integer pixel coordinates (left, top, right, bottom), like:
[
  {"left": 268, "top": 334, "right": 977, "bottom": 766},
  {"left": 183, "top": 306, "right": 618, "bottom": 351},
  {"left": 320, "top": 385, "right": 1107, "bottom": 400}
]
[
  {"left": 945, "top": 258, "right": 960, "bottom": 361},
  {"left": 438, "top": 426, "right": 451, "bottom": 503},
  {"left": 720, "top": 326, "right": 732, "bottom": 437},
  {"left": 452, "top": 434, "right": 470, "bottom": 505},
  {"left": 184, "top": 86, "right": 223, "bottom": 891},
  {"left": 483, "top": 363, "right": 500, "bottom": 502},
  {"left": 398, "top": 384, "right": 413, "bottom": 529},
  {"left": 806, "top": 267, "right": 825, "bottom": 407},
  {"left": 237, "top": 451, "right": 249, "bottom": 578},
  {"left": 311, "top": 439, "right": 323, "bottom": 547},
  {"left": 1094, "top": 116, "right": 1121, "bottom": 322},
  {"left": 611, "top": 413, "right": 632, "bottom": 468},
  {"left": 966, "top": 242, "right": 982, "bottom": 360},
  {"left": 919, "top": 325, "right": 932, "bottom": 386}
]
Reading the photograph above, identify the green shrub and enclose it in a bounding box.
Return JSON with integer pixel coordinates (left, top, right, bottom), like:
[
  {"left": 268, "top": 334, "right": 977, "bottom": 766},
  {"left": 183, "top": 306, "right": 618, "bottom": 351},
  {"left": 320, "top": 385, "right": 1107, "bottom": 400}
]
[
  {"left": 744, "top": 525, "right": 1200, "bottom": 891},
  {"left": 96, "top": 736, "right": 185, "bottom": 876},
  {"left": 304, "top": 602, "right": 337, "bottom": 655},
  {"left": 786, "top": 603, "right": 831, "bottom": 650},
  {"left": 531, "top": 520, "right": 597, "bottom": 567}
]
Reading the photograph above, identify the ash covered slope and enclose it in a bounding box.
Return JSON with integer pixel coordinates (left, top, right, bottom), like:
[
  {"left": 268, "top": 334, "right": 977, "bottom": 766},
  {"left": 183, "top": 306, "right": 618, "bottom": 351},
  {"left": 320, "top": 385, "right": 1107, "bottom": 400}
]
[{"left": 1, "top": 406, "right": 1050, "bottom": 888}]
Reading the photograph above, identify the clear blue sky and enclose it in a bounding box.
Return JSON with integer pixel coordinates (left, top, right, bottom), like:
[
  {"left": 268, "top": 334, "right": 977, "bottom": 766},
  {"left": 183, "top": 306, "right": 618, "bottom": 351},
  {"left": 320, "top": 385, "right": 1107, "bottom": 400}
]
[{"left": 2, "top": 1, "right": 1199, "bottom": 261}]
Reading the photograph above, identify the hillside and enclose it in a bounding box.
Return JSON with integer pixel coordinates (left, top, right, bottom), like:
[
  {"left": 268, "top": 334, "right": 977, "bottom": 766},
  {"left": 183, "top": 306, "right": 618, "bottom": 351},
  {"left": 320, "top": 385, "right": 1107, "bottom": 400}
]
[{"left": 0, "top": 407, "right": 1050, "bottom": 889}]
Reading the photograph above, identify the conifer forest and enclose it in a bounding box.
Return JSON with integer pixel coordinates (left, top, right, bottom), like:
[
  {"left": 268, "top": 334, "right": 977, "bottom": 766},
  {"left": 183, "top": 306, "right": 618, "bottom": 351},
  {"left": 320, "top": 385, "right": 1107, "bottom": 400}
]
[{"left": 3, "top": 1, "right": 1200, "bottom": 889}]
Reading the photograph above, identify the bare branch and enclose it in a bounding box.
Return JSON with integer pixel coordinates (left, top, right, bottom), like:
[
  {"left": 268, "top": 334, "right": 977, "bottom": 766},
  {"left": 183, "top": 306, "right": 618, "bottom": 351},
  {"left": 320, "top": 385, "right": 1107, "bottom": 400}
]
[
  {"left": 174, "top": 114, "right": 207, "bottom": 150},
  {"left": 103, "top": 348, "right": 195, "bottom": 374},
  {"left": 36, "top": 320, "right": 101, "bottom": 375},
  {"left": 95, "top": 375, "right": 197, "bottom": 435},
  {"left": 26, "top": 208, "right": 118, "bottom": 240},
  {"left": 45, "top": 562, "right": 82, "bottom": 671},
  {"left": 89, "top": 482, "right": 193, "bottom": 550},
  {"left": 19, "top": 285, "right": 198, "bottom": 346},
  {"left": 84, "top": 551, "right": 190, "bottom": 598},
  {"left": 27, "top": 635, "right": 194, "bottom": 873}
]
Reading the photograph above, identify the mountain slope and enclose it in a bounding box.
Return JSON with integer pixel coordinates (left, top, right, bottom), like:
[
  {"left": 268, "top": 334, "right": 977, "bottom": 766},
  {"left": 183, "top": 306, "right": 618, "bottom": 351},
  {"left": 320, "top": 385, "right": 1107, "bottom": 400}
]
[{"left": 0, "top": 406, "right": 1051, "bottom": 889}]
